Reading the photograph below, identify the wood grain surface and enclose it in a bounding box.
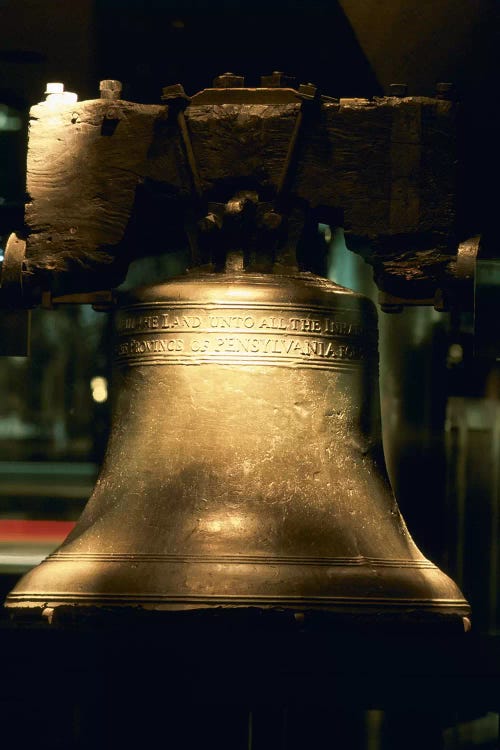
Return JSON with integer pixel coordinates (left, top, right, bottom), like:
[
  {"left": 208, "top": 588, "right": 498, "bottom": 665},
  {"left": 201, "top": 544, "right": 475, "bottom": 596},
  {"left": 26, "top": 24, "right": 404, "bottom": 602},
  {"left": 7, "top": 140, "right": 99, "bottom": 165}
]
[{"left": 24, "top": 94, "right": 458, "bottom": 295}]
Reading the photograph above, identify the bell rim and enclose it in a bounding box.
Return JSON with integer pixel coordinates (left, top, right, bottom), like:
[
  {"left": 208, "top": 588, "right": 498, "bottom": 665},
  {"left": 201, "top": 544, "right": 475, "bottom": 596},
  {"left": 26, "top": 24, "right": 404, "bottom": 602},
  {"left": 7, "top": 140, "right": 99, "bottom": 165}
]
[{"left": 5, "top": 592, "right": 470, "bottom": 614}]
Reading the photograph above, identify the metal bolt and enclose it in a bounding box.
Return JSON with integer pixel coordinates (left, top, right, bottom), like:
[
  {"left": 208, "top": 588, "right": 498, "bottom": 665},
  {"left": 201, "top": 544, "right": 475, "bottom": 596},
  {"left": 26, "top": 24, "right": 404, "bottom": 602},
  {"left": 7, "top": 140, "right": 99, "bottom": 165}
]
[
  {"left": 321, "top": 95, "right": 340, "bottom": 105},
  {"left": 212, "top": 72, "right": 245, "bottom": 88},
  {"left": 44, "top": 82, "right": 78, "bottom": 104},
  {"left": 260, "top": 71, "right": 296, "bottom": 89},
  {"left": 104, "top": 107, "right": 120, "bottom": 121},
  {"left": 99, "top": 79, "right": 122, "bottom": 100},
  {"left": 262, "top": 211, "right": 282, "bottom": 230},
  {"left": 45, "top": 82, "right": 64, "bottom": 95},
  {"left": 161, "top": 83, "right": 190, "bottom": 103},
  {"left": 42, "top": 607, "right": 55, "bottom": 624},
  {"left": 198, "top": 213, "right": 222, "bottom": 233},
  {"left": 226, "top": 195, "right": 247, "bottom": 215},
  {"left": 389, "top": 83, "right": 408, "bottom": 98},
  {"left": 435, "top": 82, "right": 455, "bottom": 100},
  {"left": 298, "top": 82, "right": 318, "bottom": 100}
]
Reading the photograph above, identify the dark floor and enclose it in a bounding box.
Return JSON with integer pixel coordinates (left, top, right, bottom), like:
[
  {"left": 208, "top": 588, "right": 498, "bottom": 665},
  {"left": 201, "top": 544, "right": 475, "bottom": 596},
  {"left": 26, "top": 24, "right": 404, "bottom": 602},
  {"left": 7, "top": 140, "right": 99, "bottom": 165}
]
[{"left": 0, "top": 590, "right": 499, "bottom": 750}]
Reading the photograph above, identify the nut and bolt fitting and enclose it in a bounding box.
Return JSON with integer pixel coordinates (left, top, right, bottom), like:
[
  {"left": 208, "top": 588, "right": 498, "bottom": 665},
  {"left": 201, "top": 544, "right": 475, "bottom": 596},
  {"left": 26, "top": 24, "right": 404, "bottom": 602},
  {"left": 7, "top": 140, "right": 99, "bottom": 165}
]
[
  {"left": 260, "top": 71, "right": 296, "bottom": 88},
  {"left": 213, "top": 72, "right": 245, "bottom": 88},
  {"left": 99, "top": 79, "right": 123, "bottom": 100},
  {"left": 298, "top": 82, "right": 318, "bottom": 100},
  {"left": 198, "top": 213, "right": 222, "bottom": 233},
  {"left": 262, "top": 210, "right": 283, "bottom": 230},
  {"left": 161, "top": 83, "right": 190, "bottom": 102},
  {"left": 45, "top": 82, "right": 64, "bottom": 96},
  {"left": 44, "top": 82, "right": 78, "bottom": 104}
]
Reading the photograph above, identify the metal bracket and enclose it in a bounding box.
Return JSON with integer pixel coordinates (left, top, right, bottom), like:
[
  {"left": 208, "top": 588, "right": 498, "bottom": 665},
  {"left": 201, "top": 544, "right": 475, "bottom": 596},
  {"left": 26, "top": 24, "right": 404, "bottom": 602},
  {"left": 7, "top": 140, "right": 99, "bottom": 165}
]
[
  {"left": 275, "top": 83, "right": 320, "bottom": 214},
  {"left": 1, "top": 232, "right": 26, "bottom": 306},
  {"left": 41, "top": 290, "right": 115, "bottom": 311},
  {"left": 162, "top": 84, "right": 204, "bottom": 266},
  {"left": 0, "top": 233, "right": 31, "bottom": 356},
  {"left": 162, "top": 84, "right": 202, "bottom": 201}
]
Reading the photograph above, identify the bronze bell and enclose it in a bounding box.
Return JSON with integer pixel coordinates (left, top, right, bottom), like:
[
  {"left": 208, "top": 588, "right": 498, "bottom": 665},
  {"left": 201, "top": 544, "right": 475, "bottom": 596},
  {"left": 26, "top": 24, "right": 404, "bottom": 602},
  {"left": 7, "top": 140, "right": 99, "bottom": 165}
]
[{"left": 5, "top": 270, "right": 470, "bottom": 624}]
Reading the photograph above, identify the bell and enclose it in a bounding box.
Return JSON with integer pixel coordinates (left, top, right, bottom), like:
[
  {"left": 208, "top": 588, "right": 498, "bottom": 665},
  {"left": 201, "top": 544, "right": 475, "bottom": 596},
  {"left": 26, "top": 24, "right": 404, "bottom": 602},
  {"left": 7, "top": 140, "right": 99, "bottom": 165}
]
[{"left": 5, "top": 271, "right": 469, "bottom": 624}]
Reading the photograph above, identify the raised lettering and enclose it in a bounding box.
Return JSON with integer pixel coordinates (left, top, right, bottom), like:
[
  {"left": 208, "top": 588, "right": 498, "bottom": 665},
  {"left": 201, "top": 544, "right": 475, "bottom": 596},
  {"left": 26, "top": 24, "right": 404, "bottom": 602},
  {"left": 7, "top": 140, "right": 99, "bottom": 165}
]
[{"left": 116, "top": 306, "right": 370, "bottom": 368}]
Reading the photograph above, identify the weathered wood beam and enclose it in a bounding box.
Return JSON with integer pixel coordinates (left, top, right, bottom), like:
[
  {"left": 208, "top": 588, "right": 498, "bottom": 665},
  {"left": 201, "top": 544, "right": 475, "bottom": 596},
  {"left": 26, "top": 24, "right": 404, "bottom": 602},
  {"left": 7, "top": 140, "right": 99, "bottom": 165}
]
[{"left": 23, "top": 92, "right": 459, "bottom": 296}]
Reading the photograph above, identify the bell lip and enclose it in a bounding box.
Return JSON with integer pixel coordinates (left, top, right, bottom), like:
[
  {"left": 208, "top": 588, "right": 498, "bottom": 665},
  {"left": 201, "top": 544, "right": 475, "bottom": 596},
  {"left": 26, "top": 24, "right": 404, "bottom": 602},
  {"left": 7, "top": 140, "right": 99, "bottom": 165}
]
[
  {"left": 4, "top": 596, "right": 472, "bottom": 638},
  {"left": 5, "top": 554, "right": 470, "bottom": 619},
  {"left": 116, "top": 271, "right": 378, "bottom": 317},
  {"left": 5, "top": 594, "right": 471, "bottom": 612},
  {"left": 4, "top": 595, "right": 471, "bottom": 638}
]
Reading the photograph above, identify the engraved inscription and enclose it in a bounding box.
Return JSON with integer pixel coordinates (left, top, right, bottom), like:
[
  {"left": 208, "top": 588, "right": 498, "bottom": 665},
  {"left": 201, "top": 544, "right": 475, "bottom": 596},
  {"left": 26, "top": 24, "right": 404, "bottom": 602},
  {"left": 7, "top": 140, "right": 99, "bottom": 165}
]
[
  {"left": 120, "top": 314, "right": 202, "bottom": 331},
  {"left": 115, "top": 305, "right": 376, "bottom": 369},
  {"left": 117, "top": 312, "right": 365, "bottom": 338}
]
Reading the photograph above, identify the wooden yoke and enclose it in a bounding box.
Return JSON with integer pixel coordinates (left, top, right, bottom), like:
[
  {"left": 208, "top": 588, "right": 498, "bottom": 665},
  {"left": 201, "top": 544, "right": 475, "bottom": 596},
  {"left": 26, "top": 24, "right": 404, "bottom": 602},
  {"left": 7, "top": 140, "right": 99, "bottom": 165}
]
[{"left": 15, "top": 78, "right": 469, "bottom": 306}]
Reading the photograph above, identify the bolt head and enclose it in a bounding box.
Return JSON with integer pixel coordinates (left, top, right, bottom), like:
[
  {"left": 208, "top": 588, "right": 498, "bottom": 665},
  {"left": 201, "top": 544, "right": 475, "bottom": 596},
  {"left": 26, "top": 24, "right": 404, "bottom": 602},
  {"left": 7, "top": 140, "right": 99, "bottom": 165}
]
[
  {"left": 213, "top": 72, "right": 245, "bottom": 88},
  {"left": 198, "top": 213, "right": 222, "bottom": 233},
  {"left": 161, "top": 83, "right": 190, "bottom": 102},
  {"left": 99, "top": 79, "right": 123, "bottom": 100},
  {"left": 104, "top": 107, "right": 120, "bottom": 121},
  {"left": 321, "top": 95, "right": 340, "bottom": 104},
  {"left": 45, "top": 82, "right": 64, "bottom": 95},
  {"left": 262, "top": 211, "right": 282, "bottom": 230},
  {"left": 298, "top": 82, "right": 318, "bottom": 100},
  {"left": 389, "top": 83, "right": 408, "bottom": 97},
  {"left": 260, "top": 71, "right": 296, "bottom": 88}
]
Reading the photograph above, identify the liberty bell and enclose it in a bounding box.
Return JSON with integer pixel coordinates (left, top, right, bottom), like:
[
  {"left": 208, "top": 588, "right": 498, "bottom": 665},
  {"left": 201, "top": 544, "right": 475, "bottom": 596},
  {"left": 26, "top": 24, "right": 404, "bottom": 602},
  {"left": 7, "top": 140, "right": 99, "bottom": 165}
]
[
  {"left": 5, "top": 270, "right": 469, "bottom": 623},
  {"left": 4, "top": 78, "right": 470, "bottom": 627}
]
